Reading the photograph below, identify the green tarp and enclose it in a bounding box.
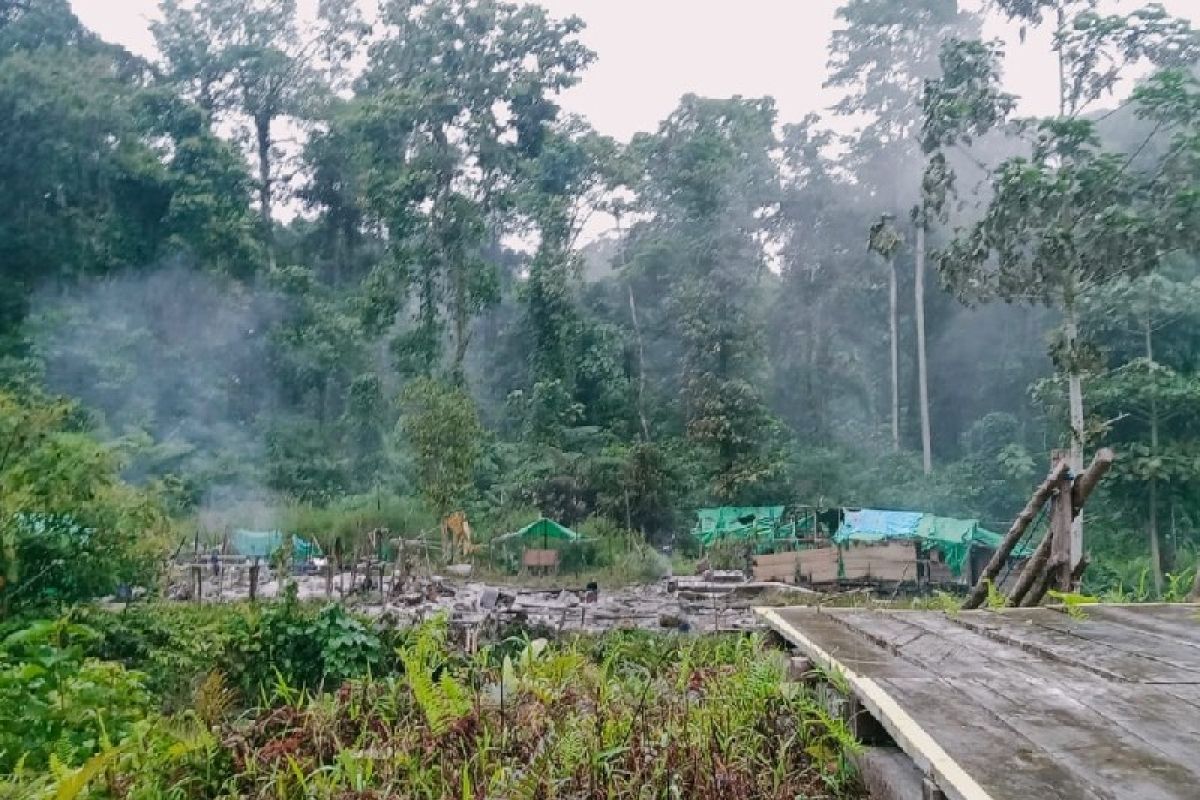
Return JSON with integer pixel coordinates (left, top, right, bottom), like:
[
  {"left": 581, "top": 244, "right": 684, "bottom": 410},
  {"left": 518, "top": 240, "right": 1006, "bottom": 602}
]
[
  {"left": 832, "top": 509, "right": 1029, "bottom": 576},
  {"left": 512, "top": 518, "right": 580, "bottom": 545},
  {"left": 692, "top": 506, "right": 793, "bottom": 548},
  {"left": 229, "top": 529, "right": 322, "bottom": 561}
]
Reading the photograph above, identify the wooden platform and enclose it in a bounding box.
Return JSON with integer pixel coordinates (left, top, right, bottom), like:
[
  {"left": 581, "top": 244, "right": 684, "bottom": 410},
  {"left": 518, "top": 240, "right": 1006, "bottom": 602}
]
[{"left": 758, "top": 604, "right": 1200, "bottom": 800}]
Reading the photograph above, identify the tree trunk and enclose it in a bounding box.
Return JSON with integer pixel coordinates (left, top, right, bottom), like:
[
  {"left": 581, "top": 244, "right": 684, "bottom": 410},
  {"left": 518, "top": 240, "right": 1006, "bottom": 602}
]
[
  {"left": 1145, "top": 311, "right": 1163, "bottom": 595},
  {"left": 1064, "top": 295, "right": 1085, "bottom": 569},
  {"left": 451, "top": 259, "right": 469, "bottom": 385},
  {"left": 627, "top": 283, "right": 651, "bottom": 442},
  {"left": 914, "top": 223, "right": 932, "bottom": 473},
  {"left": 888, "top": 255, "right": 900, "bottom": 452},
  {"left": 255, "top": 113, "right": 275, "bottom": 269}
]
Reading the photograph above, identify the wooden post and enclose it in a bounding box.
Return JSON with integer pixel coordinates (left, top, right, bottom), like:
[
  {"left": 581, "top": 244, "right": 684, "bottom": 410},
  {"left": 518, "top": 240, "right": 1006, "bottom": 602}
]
[
  {"left": 190, "top": 564, "right": 203, "bottom": 603},
  {"left": 249, "top": 559, "right": 260, "bottom": 602},
  {"left": 1049, "top": 450, "right": 1075, "bottom": 592},
  {"left": 962, "top": 460, "right": 1070, "bottom": 609}
]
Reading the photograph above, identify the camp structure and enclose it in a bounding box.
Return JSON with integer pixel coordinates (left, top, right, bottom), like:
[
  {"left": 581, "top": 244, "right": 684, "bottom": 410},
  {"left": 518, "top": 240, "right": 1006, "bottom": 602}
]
[
  {"left": 752, "top": 508, "right": 1031, "bottom": 589},
  {"left": 691, "top": 506, "right": 799, "bottom": 553},
  {"left": 229, "top": 529, "right": 322, "bottom": 564},
  {"left": 490, "top": 517, "right": 581, "bottom": 574}
]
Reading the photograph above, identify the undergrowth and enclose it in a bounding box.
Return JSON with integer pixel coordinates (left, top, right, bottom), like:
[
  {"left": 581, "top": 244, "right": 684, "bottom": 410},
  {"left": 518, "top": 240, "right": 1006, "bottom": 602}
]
[{"left": 0, "top": 612, "right": 863, "bottom": 800}]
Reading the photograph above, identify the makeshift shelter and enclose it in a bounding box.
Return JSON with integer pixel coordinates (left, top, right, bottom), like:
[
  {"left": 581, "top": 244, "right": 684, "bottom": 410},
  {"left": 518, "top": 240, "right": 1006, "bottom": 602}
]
[
  {"left": 691, "top": 506, "right": 796, "bottom": 551},
  {"left": 229, "top": 529, "right": 322, "bottom": 562},
  {"left": 755, "top": 508, "right": 1030, "bottom": 587},
  {"left": 490, "top": 518, "right": 580, "bottom": 575}
]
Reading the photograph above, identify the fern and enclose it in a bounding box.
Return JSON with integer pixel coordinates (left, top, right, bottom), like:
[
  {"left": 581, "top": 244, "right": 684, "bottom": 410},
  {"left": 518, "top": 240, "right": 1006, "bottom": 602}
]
[
  {"left": 401, "top": 620, "right": 471, "bottom": 736},
  {"left": 192, "top": 670, "right": 235, "bottom": 728}
]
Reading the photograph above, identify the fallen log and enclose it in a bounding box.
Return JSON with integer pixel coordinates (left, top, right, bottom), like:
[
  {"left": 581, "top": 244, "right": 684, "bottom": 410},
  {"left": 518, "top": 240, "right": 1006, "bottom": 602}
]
[{"left": 962, "top": 460, "right": 1070, "bottom": 609}]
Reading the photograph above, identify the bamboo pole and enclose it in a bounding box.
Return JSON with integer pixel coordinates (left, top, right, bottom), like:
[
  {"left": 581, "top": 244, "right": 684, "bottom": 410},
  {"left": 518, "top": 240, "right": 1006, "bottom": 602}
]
[{"left": 962, "top": 460, "right": 1070, "bottom": 609}]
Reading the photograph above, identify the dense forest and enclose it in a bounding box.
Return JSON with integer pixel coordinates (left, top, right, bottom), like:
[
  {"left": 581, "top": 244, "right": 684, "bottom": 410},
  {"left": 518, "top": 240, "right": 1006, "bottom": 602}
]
[{"left": 2, "top": 0, "right": 1200, "bottom": 601}]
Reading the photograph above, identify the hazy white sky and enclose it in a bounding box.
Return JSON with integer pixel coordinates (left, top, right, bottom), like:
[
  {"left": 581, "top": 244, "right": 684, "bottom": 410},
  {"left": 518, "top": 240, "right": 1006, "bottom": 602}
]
[{"left": 69, "top": 0, "right": 1197, "bottom": 141}]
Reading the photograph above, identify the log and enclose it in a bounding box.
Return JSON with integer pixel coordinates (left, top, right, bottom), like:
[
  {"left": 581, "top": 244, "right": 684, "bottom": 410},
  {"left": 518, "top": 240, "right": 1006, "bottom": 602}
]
[
  {"left": 1049, "top": 467, "right": 1074, "bottom": 591},
  {"left": 1070, "top": 448, "right": 1115, "bottom": 516},
  {"left": 962, "top": 460, "right": 1070, "bottom": 609},
  {"left": 1006, "top": 531, "right": 1053, "bottom": 607},
  {"left": 1023, "top": 554, "right": 1089, "bottom": 607},
  {"left": 1019, "top": 555, "right": 1064, "bottom": 608}
]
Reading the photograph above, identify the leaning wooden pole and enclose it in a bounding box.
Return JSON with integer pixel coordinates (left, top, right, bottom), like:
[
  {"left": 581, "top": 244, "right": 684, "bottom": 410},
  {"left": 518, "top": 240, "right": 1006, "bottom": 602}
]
[
  {"left": 1006, "top": 530, "right": 1054, "bottom": 607},
  {"left": 1071, "top": 448, "right": 1115, "bottom": 516},
  {"left": 962, "top": 460, "right": 1070, "bottom": 609}
]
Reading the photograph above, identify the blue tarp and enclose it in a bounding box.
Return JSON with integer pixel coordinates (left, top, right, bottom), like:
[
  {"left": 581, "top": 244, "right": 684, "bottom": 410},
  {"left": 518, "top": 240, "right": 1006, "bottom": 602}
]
[{"left": 832, "top": 509, "right": 922, "bottom": 544}]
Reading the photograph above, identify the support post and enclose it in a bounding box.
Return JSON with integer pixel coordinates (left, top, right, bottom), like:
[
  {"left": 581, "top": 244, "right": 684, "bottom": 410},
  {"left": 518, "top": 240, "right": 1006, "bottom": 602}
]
[
  {"left": 962, "top": 460, "right": 1070, "bottom": 609},
  {"left": 190, "top": 564, "right": 203, "bottom": 603},
  {"left": 1049, "top": 450, "right": 1075, "bottom": 592},
  {"left": 249, "top": 558, "right": 260, "bottom": 602}
]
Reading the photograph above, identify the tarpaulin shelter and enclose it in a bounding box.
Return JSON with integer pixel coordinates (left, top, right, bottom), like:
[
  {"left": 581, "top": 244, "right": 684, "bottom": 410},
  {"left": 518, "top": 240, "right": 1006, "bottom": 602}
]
[
  {"left": 229, "top": 529, "right": 322, "bottom": 562},
  {"left": 491, "top": 518, "right": 581, "bottom": 548},
  {"left": 691, "top": 506, "right": 796, "bottom": 550},
  {"left": 831, "top": 509, "right": 1026, "bottom": 577}
]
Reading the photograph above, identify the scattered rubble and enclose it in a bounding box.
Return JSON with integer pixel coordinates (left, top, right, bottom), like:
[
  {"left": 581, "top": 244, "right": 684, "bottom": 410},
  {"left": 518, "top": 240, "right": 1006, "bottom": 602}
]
[{"left": 164, "top": 562, "right": 817, "bottom": 635}]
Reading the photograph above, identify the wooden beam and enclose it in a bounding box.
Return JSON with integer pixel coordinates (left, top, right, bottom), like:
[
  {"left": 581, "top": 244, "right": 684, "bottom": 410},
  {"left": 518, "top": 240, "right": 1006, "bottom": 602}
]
[
  {"left": 756, "top": 607, "right": 995, "bottom": 800},
  {"left": 1071, "top": 448, "right": 1115, "bottom": 516},
  {"left": 962, "top": 460, "right": 1070, "bottom": 609},
  {"left": 1050, "top": 466, "right": 1074, "bottom": 592},
  {"left": 1006, "top": 531, "right": 1053, "bottom": 607},
  {"left": 1024, "top": 555, "right": 1089, "bottom": 607}
]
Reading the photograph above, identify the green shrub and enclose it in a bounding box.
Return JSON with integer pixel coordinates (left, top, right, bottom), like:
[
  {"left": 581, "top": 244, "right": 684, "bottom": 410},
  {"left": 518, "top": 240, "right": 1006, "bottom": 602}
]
[{"left": 0, "top": 618, "right": 152, "bottom": 772}]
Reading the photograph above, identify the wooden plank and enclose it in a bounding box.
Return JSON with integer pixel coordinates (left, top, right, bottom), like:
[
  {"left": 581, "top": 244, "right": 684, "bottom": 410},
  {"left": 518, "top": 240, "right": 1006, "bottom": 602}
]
[
  {"left": 797, "top": 547, "right": 839, "bottom": 584},
  {"left": 944, "top": 610, "right": 1200, "bottom": 684},
  {"left": 1077, "top": 604, "right": 1200, "bottom": 650},
  {"left": 758, "top": 608, "right": 994, "bottom": 800},
  {"left": 753, "top": 551, "right": 798, "bottom": 583},
  {"left": 828, "top": 610, "right": 1200, "bottom": 798}
]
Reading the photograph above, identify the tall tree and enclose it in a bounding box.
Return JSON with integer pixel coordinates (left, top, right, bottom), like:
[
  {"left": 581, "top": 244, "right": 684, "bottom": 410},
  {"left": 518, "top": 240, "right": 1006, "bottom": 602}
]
[
  {"left": 868, "top": 216, "right": 903, "bottom": 452},
  {"left": 352, "top": 0, "right": 593, "bottom": 382},
  {"left": 153, "top": 0, "right": 365, "bottom": 264},
  {"left": 632, "top": 96, "right": 785, "bottom": 502},
  {"left": 827, "top": 0, "right": 981, "bottom": 469},
  {"left": 925, "top": 6, "right": 1198, "bottom": 568}
]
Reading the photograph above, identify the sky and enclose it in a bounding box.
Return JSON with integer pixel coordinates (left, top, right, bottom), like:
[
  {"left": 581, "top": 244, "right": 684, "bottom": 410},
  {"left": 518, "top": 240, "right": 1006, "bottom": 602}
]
[{"left": 69, "top": 0, "right": 1198, "bottom": 142}]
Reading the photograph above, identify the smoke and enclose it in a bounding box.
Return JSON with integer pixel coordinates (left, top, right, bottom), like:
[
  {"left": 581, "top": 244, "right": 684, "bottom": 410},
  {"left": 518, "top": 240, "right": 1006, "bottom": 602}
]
[{"left": 29, "top": 260, "right": 283, "bottom": 514}]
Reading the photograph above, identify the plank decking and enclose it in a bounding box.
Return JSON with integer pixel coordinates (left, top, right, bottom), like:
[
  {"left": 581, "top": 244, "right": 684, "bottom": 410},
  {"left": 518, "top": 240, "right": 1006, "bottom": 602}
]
[{"left": 757, "top": 604, "right": 1200, "bottom": 800}]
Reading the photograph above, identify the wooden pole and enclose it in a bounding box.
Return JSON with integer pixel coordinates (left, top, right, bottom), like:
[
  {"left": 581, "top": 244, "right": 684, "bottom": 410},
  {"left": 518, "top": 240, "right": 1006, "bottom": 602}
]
[
  {"left": 1049, "top": 451, "right": 1075, "bottom": 592},
  {"left": 962, "top": 460, "right": 1070, "bottom": 609},
  {"left": 1024, "top": 554, "right": 1089, "bottom": 607},
  {"left": 1070, "top": 448, "right": 1115, "bottom": 516},
  {"left": 1006, "top": 531, "right": 1053, "bottom": 607},
  {"left": 249, "top": 558, "right": 260, "bottom": 602}
]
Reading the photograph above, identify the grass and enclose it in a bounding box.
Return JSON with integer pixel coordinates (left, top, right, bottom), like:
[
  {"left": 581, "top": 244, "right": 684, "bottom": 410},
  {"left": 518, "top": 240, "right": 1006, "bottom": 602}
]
[{"left": 2, "top": 617, "right": 865, "bottom": 800}]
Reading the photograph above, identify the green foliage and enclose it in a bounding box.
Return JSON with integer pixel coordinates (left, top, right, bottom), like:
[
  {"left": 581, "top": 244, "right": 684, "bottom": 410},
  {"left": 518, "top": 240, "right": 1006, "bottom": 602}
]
[
  {"left": 2, "top": 611, "right": 860, "bottom": 800},
  {"left": 0, "top": 618, "right": 151, "bottom": 772},
  {"left": 0, "top": 392, "right": 173, "bottom": 616},
  {"left": 400, "top": 377, "right": 483, "bottom": 519}
]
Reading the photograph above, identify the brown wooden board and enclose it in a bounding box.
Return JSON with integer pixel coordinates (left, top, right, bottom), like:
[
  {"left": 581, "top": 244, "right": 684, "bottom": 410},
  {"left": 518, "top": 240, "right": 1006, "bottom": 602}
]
[
  {"left": 752, "top": 551, "right": 799, "bottom": 583},
  {"left": 796, "top": 547, "right": 840, "bottom": 584},
  {"left": 841, "top": 541, "right": 917, "bottom": 582},
  {"left": 758, "top": 604, "right": 1200, "bottom": 800}
]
